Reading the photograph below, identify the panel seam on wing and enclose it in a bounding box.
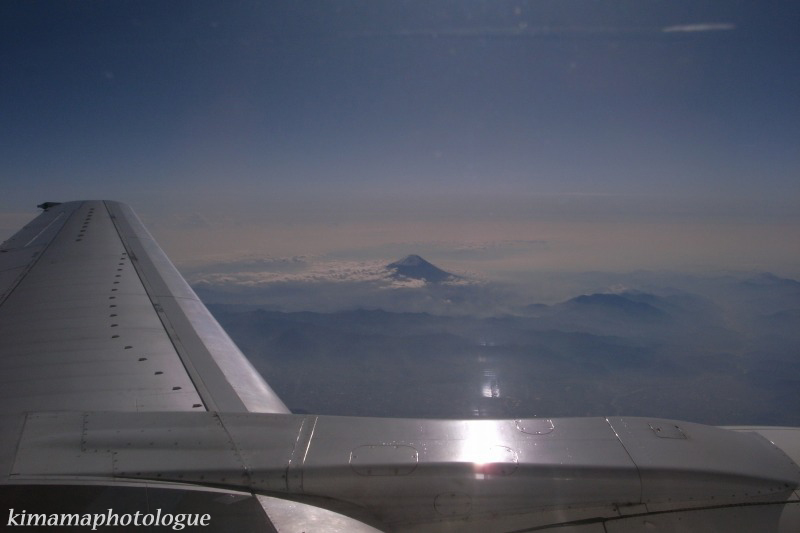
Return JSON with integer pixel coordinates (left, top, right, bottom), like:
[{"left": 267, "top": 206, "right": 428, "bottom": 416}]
[{"left": 0, "top": 203, "right": 79, "bottom": 309}]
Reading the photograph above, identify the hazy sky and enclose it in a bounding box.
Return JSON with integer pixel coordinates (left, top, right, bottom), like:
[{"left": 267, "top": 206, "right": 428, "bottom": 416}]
[{"left": 2, "top": 1, "right": 798, "bottom": 277}]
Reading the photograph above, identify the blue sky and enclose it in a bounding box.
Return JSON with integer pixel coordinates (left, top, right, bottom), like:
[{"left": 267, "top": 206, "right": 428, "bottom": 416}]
[{"left": 2, "top": 1, "right": 798, "bottom": 277}]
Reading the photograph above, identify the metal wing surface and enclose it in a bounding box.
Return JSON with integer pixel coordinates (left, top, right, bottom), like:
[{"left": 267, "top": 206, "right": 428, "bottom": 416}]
[{"left": 1, "top": 200, "right": 800, "bottom": 532}]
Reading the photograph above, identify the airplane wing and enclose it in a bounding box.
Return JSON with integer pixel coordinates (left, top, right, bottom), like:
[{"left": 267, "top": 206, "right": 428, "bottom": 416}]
[
  {"left": 0, "top": 200, "right": 287, "bottom": 414},
  {"left": 1, "top": 200, "right": 799, "bottom": 532}
]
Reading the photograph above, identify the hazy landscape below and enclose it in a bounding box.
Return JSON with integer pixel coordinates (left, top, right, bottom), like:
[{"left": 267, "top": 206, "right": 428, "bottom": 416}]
[{"left": 200, "top": 262, "right": 800, "bottom": 426}]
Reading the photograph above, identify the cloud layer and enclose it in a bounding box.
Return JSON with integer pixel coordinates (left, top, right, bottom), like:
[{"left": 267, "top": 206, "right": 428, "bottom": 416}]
[
  {"left": 187, "top": 255, "right": 524, "bottom": 315},
  {"left": 189, "top": 258, "right": 436, "bottom": 288}
]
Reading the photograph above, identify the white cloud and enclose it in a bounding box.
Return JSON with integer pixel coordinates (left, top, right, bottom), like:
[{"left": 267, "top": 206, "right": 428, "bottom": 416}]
[
  {"left": 190, "top": 259, "right": 399, "bottom": 287},
  {"left": 662, "top": 23, "right": 736, "bottom": 33},
  {"left": 383, "top": 277, "right": 427, "bottom": 289}
]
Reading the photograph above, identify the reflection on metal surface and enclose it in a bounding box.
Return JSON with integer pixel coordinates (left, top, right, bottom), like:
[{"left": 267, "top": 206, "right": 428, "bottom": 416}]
[
  {"left": 481, "top": 368, "right": 500, "bottom": 398},
  {"left": 516, "top": 418, "right": 555, "bottom": 435},
  {"left": 459, "top": 420, "right": 518, "bottom": 478}
]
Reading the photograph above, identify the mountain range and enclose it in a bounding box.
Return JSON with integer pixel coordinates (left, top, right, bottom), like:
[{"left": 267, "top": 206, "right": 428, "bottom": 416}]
[{"left": 206, "top": 271, "right": 800, "bottom": 426}]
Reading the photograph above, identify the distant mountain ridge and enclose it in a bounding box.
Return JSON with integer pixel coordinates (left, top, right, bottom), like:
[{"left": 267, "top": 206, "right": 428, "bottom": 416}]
[
  {"left": 386, "top": 254, "right": 458, "bottom": 283},
  {"left": 566, "top": 292, "right": 666, "bottom": 318},
  {"left": 741, "top": 272, "right": 800, "bottom": 289}
]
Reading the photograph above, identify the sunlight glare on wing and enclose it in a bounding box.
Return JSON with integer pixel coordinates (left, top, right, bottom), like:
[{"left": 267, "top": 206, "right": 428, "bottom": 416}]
[{"left": 458, "top": 421, "right": 518, "bottom": 479}]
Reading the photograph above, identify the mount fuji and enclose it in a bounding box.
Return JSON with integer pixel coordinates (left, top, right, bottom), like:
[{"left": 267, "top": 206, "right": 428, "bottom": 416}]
[{"left": 386, "top": 255, "right": 459, "bottom": 283}]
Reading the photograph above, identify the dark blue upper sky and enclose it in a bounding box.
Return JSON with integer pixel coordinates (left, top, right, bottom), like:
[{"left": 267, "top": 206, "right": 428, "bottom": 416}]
[{"left": 1, "top": 1, "right": 798, "bottom": 274}]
